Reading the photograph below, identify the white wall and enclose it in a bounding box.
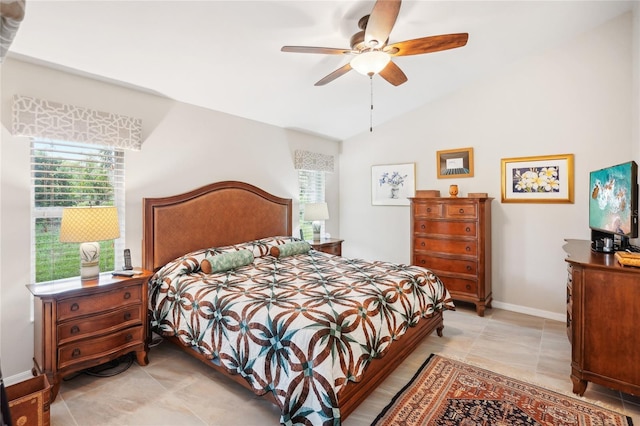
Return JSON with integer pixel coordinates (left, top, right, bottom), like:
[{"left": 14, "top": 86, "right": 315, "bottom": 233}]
[
  {"left": 340, "top": 13, "right": 634, "bottom": 319},
  {"left": 0, "top": 58, "right": 340, "bottom": 378}
]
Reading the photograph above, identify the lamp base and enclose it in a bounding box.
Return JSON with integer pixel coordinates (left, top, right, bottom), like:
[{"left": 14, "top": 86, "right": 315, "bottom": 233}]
[
  {"left": 80, "top": 241, "right": 100, "bottom": 281},
  {"left": 312, "top": 222, "right": 322, "bottom": 242}
]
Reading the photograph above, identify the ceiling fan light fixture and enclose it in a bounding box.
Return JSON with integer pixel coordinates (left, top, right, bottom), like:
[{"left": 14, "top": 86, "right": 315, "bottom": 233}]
[{"left": 350, "top": 50, "right": 390, "bottom": 76}]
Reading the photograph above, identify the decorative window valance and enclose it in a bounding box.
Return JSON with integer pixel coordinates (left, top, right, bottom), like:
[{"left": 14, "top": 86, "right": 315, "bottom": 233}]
[
  {"left": 294, "top": 150, "right": 334, "bottom": 173},
  {"left": 12, "top": 95, "right": 143, "bottom": 150}
]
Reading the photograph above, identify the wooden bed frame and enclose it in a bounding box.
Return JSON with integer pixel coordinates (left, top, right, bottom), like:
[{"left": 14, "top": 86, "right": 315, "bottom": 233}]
[{"left": 142, "top": 181, "right": 444, "bottom": 420}]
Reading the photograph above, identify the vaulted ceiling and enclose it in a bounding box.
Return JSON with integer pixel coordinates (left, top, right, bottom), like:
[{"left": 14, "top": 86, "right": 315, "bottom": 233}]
[{"left": 8, "top": 1, "right": 634, "bottom": 140}]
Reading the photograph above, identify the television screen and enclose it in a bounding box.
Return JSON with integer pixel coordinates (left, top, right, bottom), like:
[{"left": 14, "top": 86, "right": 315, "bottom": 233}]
[{"left": 589, "top": 161, "right": 638, "bottom": 239}]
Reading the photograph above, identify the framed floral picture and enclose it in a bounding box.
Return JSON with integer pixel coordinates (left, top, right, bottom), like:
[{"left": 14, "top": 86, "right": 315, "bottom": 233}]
[
  {"left": 371, "top": 163, "right": 416, "bottom": 206},
  {"left": 501, "top": 154, "right": 574, "bottom": 203},
  {"left": 437, "top": 147, "right": 474, "bottom": 179}
]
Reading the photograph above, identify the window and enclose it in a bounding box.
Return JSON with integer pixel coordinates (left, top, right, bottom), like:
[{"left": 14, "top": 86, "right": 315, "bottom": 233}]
[
  {"left": 31, "top": 140, "right": 125, "bottom": 283},
  {"left": 298, "top": 169, "right": 325, "bottom": 240}
]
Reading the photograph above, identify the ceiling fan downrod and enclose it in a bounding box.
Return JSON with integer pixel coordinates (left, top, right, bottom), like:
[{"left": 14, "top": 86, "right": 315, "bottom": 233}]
[{"left": 370, "top": 75, "right": 374, "bottom": 132}]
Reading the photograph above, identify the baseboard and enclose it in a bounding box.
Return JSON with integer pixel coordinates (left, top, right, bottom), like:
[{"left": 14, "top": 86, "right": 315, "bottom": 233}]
[
  {"left": 3, "top": 369, "right": 35, "bottom": 387},
  {"left": 492, "top": 301, "right": 565, "bottom": 323}
]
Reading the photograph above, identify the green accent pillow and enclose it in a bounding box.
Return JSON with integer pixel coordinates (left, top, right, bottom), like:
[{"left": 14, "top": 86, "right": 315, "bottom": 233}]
[
  {"left": 201, "top": 250, "right": 254, "bottom": 273},
  {"left": 270, "top": 241, "right": 312, "bottom": 258}
]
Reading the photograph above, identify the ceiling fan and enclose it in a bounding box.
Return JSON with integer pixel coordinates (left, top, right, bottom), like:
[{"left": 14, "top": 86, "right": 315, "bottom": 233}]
[{"left": 281, "top": 0, "right": 468, "bottom": 87}]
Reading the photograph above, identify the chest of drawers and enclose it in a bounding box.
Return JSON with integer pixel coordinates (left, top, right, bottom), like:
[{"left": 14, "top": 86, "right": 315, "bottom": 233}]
[
  {"left": 27, "top": 271, "right": 152, "bottom": 401},
  {"left": 410, "top": 196, "right": 493, "bottom": 316}
]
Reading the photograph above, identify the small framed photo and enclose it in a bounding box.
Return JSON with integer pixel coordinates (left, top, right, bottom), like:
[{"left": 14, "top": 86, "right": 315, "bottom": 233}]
[
  {"left": 371, "top": 163, "right": 416, "bottom": 206},
  {"left": 437, "top": 147, "right": 474, "bottom": 178},
  {"left": 501, "top": 154, "right": 574, "bottom": 203}
]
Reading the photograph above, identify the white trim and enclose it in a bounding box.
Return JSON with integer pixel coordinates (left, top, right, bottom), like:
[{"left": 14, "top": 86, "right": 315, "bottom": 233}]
[{"left": 491, "top": 300, "right": 565, "bottom": 322}]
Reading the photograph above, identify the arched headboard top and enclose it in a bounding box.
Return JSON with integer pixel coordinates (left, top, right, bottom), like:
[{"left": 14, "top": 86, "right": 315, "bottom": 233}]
[{"left": 143, "top": 181, "right": 293, "bottom": 271}]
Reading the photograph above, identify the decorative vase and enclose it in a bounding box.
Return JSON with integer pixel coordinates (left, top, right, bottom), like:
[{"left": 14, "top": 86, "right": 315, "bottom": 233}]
[
  {"left": 390, "top": 185, "right": 400, "bottom": 199},
  {"left": 449, "top": 184, "right": 459, "bottom": 197}
]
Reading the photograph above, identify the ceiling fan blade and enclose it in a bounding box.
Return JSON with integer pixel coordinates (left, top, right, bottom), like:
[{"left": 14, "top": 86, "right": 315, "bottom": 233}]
[
  {"left": 386, "top": 33, "right": 468, "bottom": 56},
  {"left": 281, "top": 46, "right": 351, "bottom": 55},
  {"left": 364, "top": 0, "right": 401, "bottom": 48},
  {"left": 315, "top": 63, "right": 353, "bottom": 86},
  {"left": 379, "top": 61, "right": 407, "bottom": 86}
]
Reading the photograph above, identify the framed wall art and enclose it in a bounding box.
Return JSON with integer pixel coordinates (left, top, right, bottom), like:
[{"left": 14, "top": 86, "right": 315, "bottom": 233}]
[
  {"left": 371, "top": 163, "right": 415, "bottom": 206},
  {"left": 501, "top": 154, "right": 574, "bottom": 203},
  {"left": 437, "top": 147, "right": 474, "bottom": 178}
]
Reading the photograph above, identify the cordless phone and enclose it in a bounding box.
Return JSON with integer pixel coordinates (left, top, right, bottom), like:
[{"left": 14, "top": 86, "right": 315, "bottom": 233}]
[{"left": 123, "top": 248, "right": 133, "bottom": 270}]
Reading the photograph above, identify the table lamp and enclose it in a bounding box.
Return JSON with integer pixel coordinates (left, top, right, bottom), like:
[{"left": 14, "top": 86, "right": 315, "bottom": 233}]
[
  {"left": 303, "top": 202, "right": 329, "bottom": 242},
  {"left": 59, "top": 206, "right": 120, "bottom": 281}
]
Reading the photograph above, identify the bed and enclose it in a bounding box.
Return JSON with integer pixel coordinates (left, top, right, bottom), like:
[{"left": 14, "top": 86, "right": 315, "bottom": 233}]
[{"left": 142, "top": 181, "right": 454, "bottom": 425}]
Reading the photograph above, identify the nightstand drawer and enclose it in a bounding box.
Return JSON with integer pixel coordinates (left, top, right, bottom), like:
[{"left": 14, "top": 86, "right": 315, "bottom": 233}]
[
  {"left": 57, "top": 305, "right": 142, "bottom": 345},
  {"left": 413, "top": 237, "right": 478, "bottom": 256},
  {"left": 58, "top": 326, "right": 144, "bottom": 370},
  {"left": 57, "top": 285, "right": 142, "bottom": 321},
  {"left": 414, "top": 220, "right": 476, "bottom": 237}
]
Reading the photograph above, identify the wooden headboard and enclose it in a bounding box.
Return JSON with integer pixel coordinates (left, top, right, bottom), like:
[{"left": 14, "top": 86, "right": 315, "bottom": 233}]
[{"left": 142, "top": 181, "right": 292, "bottom": 271}]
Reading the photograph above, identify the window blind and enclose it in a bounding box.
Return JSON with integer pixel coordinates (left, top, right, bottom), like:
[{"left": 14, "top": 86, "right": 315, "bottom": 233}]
[
  {"left": 298, "top": 170, "right": 326, "bottom": 240},
  {"left": 31, "top": 140, "right": 125, "bottom": 282}
]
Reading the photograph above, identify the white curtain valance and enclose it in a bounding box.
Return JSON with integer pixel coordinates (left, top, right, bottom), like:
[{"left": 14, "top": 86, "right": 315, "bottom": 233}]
[
  {"left": 12, "top": 95, "right": 143, "bottom": 150},
  {"left": 294, "top": 150, "right": 334, "bottom": 173}
]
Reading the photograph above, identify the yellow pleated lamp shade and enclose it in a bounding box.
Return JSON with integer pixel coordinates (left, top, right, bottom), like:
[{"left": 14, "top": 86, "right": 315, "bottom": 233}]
[{"left": 59, "top": 206, "right": 120, "bottom": 243}]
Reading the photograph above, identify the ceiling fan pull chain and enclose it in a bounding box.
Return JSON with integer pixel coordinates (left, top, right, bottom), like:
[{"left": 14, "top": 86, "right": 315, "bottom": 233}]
[{"left": 370, "top": 75, "right": 374, "bottom": 132}]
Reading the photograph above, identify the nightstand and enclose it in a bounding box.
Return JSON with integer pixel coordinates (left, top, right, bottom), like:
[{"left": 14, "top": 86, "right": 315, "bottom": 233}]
[
  {"left": 309, "top": 238, "right": 343, "bottom": 256},
  {"left": 26, "top": 270, "right": 153, "bottom": 401}
]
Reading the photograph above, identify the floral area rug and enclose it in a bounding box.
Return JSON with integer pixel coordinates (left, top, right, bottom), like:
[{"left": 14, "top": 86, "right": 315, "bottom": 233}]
[{"left": 372, "top": 354, "right": 633, "bottom": 426}]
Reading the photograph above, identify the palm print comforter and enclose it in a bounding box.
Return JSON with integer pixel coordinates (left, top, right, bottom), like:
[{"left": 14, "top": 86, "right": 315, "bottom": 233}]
[{"left": 148, "top": 237, "right": 454, "bottom": 425}]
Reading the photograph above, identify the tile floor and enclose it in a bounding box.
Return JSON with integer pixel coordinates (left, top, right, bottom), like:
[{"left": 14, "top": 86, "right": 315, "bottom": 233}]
[{"left": 49, "top": 305, "right": 640, "bottom": 425}]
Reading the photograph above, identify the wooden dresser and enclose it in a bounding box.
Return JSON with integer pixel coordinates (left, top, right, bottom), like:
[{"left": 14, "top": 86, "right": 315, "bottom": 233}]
[
  {"left": 27, "top": 271, "right": 153, "bottom": 401},
  {"left": 410, "top": 196, "right": 493, "bottom": 316},
  {"left": 564, "top": 239, "right": 640, "bottom": 396}
]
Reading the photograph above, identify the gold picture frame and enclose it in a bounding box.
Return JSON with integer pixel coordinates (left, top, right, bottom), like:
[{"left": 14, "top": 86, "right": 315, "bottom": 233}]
[
  {"left": 437, "top": 147, "right": 474, "bottom": 179},
  {"left": 501, "top": 154, "right": 574, "bottom": 203}
]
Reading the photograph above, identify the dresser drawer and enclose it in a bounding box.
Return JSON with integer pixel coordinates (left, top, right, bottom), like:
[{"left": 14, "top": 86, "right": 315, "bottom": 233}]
[
  {"left": 412, "top": 202, "right": 443, "bottom": 218},
  {"left": 58, "top": 326, "right": 144, "bottom": 370},
  {"left": 414, "top": 255, "right": 477, "bottom": 275},
  {"left": 439, "top": 276, "right": 478, "bottom": 295},
  {"left": 57, "top": 305, "right": 142, "bottom": 345},
  {"left": 414, "top": 220, "right": 477, "bottom": 237},
  {"left": 414, "top": 237, "right": 478, "bottom": 256},
  {"left": 444, "top": 203, "right": 477, "bottom": 218},
  {"left": 57, "top": 285, "right": 142, "bottom": 321}
]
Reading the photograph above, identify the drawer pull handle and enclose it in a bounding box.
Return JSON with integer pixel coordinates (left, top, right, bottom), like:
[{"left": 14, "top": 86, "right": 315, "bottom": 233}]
[
  {"left": 70, "top": 303, "right": 79, "bottom": 311},
  {"left": 124, "top": 292, "right": 131, "bottom": 300},
  {"left": 459, "top": 208, "right": 464, "bottom": 214},
  {"left": 70, "top": 325, "right": 80, "bottom": 334},
  {"left": 420, "top": 242, "right": 425, "bottom": 247},
  {"left": 420, "top": 260, "right": 426, "bottom": 265},
  {"left": 465, "top": 246, "right": 471, "bottom": 252},
  {"left": 125, "top": 334, "right": 133, "bottom": 342},
  {"left": 420, "top": 224, "right": 425, "bottom": 229},
  {"left": 466, "top": 227, "right": 471, "bottom": 232},
  {"left": 72, "top": 348, "right": 81, "bottom": 358},
  {"left": 466, "top": 266, "right": 472, "bottom": 271},
  {"left": 124, "top": 312, "right": 132, "bottom": 321},
  {"left": 426, "top": 208, "right": 432, "bottom": 212},
  {"left": 465, "top": 284, "right": 471, "bottom": 290}
]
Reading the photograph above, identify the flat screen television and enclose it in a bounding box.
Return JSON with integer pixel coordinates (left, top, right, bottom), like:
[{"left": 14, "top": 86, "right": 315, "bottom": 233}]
[{"left": 589, "top": 160, "right": 638, "bottom": 252}]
